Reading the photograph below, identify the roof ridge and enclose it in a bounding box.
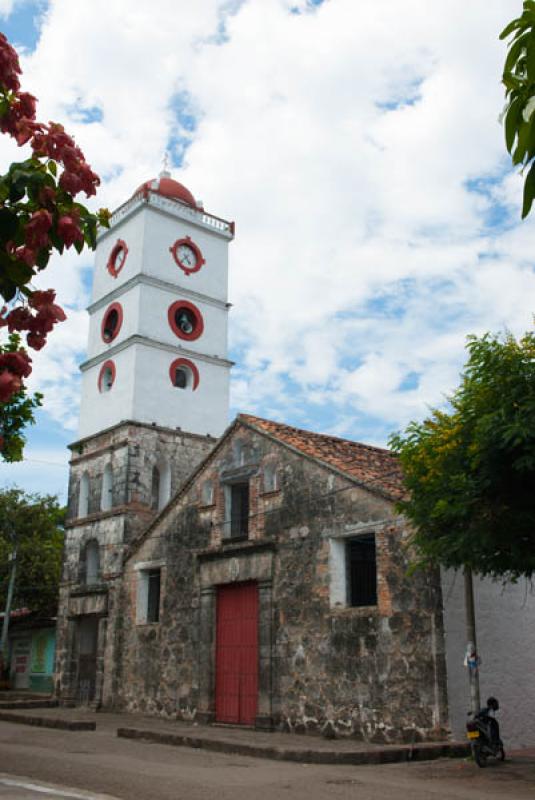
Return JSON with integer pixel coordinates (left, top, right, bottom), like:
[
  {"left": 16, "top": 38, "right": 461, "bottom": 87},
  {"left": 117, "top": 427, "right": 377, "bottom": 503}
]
[{"left": 238, "top": 413, "right": 394, "bottom": 456}]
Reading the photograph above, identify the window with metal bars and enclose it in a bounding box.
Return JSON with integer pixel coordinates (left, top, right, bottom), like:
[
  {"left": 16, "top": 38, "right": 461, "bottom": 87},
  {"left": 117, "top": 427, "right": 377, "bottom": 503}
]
[
  {"left": 146, "top": 570, "right": 161, "bottom": 623},
  {"left": 346, "top": 534, "right": 377, "bottom": 607},
  {"left": 229, "top": 483, "right": 249, "bottom": 540}
]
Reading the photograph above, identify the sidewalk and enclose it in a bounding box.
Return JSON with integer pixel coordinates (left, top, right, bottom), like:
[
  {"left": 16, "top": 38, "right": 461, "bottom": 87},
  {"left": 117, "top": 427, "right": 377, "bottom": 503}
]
[{"left": 0, "top": 704, "right": 471, "bottom": 765}]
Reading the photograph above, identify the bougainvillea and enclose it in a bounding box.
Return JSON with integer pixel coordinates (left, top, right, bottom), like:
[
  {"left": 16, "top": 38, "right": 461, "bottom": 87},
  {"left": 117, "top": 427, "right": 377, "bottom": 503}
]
[{"left": 0, "top": 32, "right": 109, "bottom": 460}]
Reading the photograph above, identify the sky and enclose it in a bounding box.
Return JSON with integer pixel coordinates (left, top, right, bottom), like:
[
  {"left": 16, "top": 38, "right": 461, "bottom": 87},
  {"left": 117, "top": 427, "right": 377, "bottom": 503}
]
[{"left": 0, "top": 0, "right": 534, "bottom": 502}]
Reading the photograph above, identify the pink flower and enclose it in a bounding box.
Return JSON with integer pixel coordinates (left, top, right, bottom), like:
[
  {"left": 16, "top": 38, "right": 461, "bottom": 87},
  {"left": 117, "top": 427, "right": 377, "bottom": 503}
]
[
  {"left": 0, "top": 369, "right": 22, "bottom": 402},
  {"left": 0, "top": 350, "right": 32, "bottom": 378},
  {"left": 26, "top": 331, "right": 46, "bottom": 350},
  {"left": 58, "top": 170, "right": 83, "bottom": 196},
  {"left": 0, "top": 33, "right": 21, "bottom": 93},
  {"left": 28, "top": 289, "right": 56, "bottom": 310},
  {"left": 5, "top": 306, "right": 32, "bottom": 332},
  {"left": 25, "top": 209, "right": 52, "bottom": 250},
  {"left": 58, "top": 214, "right": 83, "bottom": 248},
  {"left": 17, "top": 92, "right": 36, "bottom": 119},
  {"left": 13, "top": 246, "right": 37, "bottom": 267}
]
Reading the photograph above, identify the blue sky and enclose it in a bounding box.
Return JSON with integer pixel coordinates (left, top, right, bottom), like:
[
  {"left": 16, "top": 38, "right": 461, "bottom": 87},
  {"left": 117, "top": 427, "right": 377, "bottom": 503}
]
[{"left": 1, "top": 0, "right": 534, "bottom": 502}]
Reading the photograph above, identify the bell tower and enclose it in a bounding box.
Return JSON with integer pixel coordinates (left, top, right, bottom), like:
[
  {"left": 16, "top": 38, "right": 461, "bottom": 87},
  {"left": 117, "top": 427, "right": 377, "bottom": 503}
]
[
  {"left": 78, "top": 168, "right": 233, "bottom": 439},
  {"left": 56, "top": 172, "right": 234, "bottom": 708}
]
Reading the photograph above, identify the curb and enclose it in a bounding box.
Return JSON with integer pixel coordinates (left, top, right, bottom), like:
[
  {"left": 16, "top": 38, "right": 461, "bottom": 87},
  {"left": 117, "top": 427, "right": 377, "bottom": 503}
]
[
  {"left": 116, "top": 727, "right": 470, "bottom": 765},
  {"left": 0, "top": 700, "right": 58, "bottom": 710},
  {"left": 0, "top": 711, "right": 95, "bottom": 731}
]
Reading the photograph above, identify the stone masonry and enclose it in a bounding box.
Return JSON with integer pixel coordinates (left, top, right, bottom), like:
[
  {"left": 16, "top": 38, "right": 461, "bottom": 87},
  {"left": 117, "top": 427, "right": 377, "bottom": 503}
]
[
  {"left": 115, "top": 415, "right": 449, "bottom": 743},
  {"left": 55, "top": 419, "right": 215, "bottom": 707}
]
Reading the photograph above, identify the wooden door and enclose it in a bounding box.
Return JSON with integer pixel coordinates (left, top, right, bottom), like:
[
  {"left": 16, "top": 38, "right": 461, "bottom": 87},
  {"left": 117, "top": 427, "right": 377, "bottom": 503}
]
[{"left": 215, "top": 582, "right": 258, "bottom": 725}]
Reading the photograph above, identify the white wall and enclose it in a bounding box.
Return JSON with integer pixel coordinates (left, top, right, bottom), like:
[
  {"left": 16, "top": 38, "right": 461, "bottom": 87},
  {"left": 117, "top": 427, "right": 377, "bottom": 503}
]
[
  {"left": 93, "top": 202, "right": 230, "bottom": 306},
  {"left": 78, "top": 346, "right": 136, "bottom": 439},
  {"left": 132, "top": 342, "right": 229, "bottom": 436},
  {"left": 141, "top": 207, "right": 229, "bottom": 303},
  {"left": 442, "top": 569, "right": 535, "bottom": 748},
  {"left": 92, "top": 209, "right": 146, "bottom": 302},
  {"left": 136, "top": 283, "right": 228, "bottom": 358},
  {"left": 87, "top": 284, "right": 141, "bottom": 360}
]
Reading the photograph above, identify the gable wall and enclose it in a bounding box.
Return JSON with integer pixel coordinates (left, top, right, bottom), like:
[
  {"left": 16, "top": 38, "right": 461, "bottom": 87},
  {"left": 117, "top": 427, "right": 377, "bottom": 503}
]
[{"left": 118, "top": 424, "right": 448, "bottom": 742}]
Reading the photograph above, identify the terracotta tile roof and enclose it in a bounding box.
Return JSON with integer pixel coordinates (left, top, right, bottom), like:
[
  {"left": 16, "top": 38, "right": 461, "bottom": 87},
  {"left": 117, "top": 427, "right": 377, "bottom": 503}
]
[{"left": 239, "top": 414, "right": 405, "bottom": 501}]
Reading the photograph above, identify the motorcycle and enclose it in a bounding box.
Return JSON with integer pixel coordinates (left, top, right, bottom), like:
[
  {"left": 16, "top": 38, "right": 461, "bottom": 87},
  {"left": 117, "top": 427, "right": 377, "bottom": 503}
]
[{"left": 466, "top": 696, "right": 505, "bottom": 767}]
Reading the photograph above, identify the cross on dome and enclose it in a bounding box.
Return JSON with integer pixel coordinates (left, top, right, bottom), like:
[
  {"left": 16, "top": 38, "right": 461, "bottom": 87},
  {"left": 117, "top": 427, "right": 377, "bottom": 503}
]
[{"left": 160, "top": 150, "right": 171, "bottom": 178}]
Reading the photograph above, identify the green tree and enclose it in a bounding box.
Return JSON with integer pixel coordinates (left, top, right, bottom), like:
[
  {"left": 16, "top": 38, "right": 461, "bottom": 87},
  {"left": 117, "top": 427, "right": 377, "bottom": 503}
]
[
  {"left": 0, "top": 488, "right": 64, "bottom": 616},
  {"left": 389, "top": 330, "right": 535, "bottom": 580},
  {"left": 0, "top": 333, "right": 42, "bottom": 461},
  {"left": 500, "top": 1, "right": 535, "bottom": 217}
]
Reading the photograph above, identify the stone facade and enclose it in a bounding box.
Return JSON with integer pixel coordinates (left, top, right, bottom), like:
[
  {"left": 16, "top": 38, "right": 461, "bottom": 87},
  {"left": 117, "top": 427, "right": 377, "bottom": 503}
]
[
  {"left": 55, "top": 419, "right": 214, "bottom": 707},
  {"left": 114, "top": 417, "right": 449, "bottom": 743}
]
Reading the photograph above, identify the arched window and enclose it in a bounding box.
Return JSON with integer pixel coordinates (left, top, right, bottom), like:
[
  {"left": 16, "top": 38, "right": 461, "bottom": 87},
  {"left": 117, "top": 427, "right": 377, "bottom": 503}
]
[
  {"left": 151, "top": 466, "right": 160, "bottom": 511},
  {"left": 263, "top": 462, "right": 278, "bottom": 493},
  {"left": 101, "top": 463, "right": 113, "bottom": 512},
  {"left": 101, "top": 302, "right": 123, "bottom": 343},
  {"left": 168, "top": 357, "right": 199, "bottom": 391},
  {"left": 175, "top": 367, "right": 188, "bottom": 388},
  {"left": 85, "top": 540, "right": 100, "bottom": 585},
  {"left": 98, "top": 360, "right": 116, "bottom": 392},
  {"left": 155, "top": 459, "right": 171, "bottom": 511},
  {"left": 79, "top": 472, "right": 89, "bottom": 517}
]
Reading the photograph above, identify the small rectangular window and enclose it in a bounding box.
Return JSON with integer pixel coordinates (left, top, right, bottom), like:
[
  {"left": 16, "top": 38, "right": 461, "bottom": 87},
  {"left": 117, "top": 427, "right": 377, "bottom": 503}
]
[
  {"left": 230, "top": 483, "right": 249, "bottom": 539},
  {"left": 201, "top": 479, "right": 214, "bottom": 506},
  {"left": 347, "top": 534, "right": 377, "bottom": 607},
  {"left": 146, "top": 569, "right": 161, "bottom": 623}
]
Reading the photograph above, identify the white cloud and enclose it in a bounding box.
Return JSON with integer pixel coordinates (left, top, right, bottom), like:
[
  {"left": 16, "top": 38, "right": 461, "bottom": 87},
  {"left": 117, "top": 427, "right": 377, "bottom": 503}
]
[
  {"left": 0, "top": 0, "right": 17, "bottom": 17},
  {"left": 2, "top": 0, "right": 533, "bottom": 491}
]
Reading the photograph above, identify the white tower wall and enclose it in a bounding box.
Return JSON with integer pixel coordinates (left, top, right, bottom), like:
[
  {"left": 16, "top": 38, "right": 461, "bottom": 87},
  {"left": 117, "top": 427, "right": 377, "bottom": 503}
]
[
  {"left": 91, "top": 209, "right": 146, "bottom": 301},
  {"left": 77, "top": 176, "right": 234, "bottom": 440},
  {"left": 132, "top": 344, "right": 229, "bottom": 435},
  {"left": 78, "top": 346, "right": 137, "bottom": 437}
]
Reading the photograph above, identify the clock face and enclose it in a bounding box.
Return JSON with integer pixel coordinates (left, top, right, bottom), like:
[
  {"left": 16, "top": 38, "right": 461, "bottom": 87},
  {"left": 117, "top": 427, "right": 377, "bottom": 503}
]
[
  {"left": 114, "top": 247, "right": 127, "bottom": 270},
  {"left": 177, "top": 244, "right": 197, "bottom": 270},
  {"left": 107, "top": 239, "right": 128, "bottom": 278},
  {"left": 170, "top": 237, "right": 205, "bottom": 275}
]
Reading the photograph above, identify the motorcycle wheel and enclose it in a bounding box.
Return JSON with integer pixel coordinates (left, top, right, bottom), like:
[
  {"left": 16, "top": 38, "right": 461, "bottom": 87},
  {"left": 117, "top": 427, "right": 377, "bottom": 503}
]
[{"left": 472, "top": 744, "right": 487, "bottom": 768}]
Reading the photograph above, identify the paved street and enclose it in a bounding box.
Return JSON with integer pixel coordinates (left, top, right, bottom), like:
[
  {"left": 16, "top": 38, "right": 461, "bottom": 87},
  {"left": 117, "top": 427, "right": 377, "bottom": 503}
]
[
  {"left": 0, "top": 775, "right": 117, "bottom": 799},
  {"left": 1, "top": 719, "right": 535, "bottom": 800}
]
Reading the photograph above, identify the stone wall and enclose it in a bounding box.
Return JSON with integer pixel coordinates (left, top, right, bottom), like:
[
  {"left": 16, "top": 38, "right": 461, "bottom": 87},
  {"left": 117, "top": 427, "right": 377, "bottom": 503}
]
[
  {"left": 55, "top": 419, "right": 215, "bottom": 707},
  {"left": 118, "top": 421, "right": 449, "bottom": 742}
]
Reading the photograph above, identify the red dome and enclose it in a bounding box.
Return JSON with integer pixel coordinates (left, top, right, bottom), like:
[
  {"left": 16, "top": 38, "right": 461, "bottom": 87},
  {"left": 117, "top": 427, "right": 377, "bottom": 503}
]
[{"left": 136, "top": 175, "right": 196, "bottom": 208}]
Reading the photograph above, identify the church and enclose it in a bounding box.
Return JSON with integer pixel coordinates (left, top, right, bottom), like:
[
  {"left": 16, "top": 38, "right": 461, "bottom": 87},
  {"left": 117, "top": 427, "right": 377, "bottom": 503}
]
[{"left": 55, "top": 172, "right": 534, "bottom": 745}]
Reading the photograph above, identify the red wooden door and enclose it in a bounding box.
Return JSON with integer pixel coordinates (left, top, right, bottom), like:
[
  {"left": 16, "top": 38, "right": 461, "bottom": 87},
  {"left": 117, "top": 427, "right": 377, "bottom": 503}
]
[{"left": 215, "top": 582, "right": 258, "bottom": 725}]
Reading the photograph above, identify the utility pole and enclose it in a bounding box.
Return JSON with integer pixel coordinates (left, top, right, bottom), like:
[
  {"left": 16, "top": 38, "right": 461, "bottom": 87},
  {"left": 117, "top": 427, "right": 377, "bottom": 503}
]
[
  {"left": 464, "top": 566, "right": 481, "bottom": 713},
  {"left": 0, "top": 548, "right": 17, "bottom": 679}
]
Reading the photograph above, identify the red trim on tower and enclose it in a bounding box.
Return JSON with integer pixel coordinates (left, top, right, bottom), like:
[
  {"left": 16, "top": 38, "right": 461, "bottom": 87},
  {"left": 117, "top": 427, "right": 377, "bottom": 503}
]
[
  {"left": 169, "top": 357, "right": 200, "bottom": 390},
  {"left": 107, "top": 239, "right": 128, "bottom": 278},
  {"left": 98, "top": 360, "right": 116, "bottom": 392},
  {"left": 169, "top": 236, "right": 205, "bottom": 276},
  {"left": 101, "top": 302, "right": 123, "bottom": 343},
  {"left": 168, "top": 300, "right": 204, "bottom": 341}
]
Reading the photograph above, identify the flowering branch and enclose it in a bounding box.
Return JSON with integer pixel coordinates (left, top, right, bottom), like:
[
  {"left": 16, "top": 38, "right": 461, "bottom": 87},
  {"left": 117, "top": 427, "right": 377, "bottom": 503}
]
[{"left": 0, "top": 32, "right": 109, "bottom": 459}]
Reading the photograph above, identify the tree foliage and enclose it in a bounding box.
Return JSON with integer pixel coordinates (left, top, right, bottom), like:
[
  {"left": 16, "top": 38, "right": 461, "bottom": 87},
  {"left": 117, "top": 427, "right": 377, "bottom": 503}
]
[
  {"left": 0, "top": 333, "right": 41, "bottom": 461},
  {"left": 501, "top": 1, "right": 535, "bottom": 217},
  {"left": 0, "top": 488, "right": 64, "bottom": 616},
  {"left": 390, "top": 330, "right": 535, "bottom": 580}
]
